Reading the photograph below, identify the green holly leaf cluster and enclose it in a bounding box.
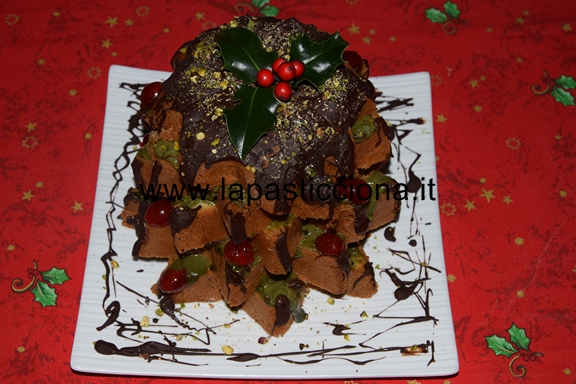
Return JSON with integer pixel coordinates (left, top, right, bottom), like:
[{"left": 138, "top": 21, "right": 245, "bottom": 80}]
[
  {"left": 34, "top": 267, "right": 70, "bottom": 307},
  {"left": 486, "top": 324, "right": 531, "bottom": 358},
  {"left": 224, "top": 85, "right": 280, "bottom": 158},
  {"left": 426, "top": 1, "right": 460, "bottom": 23},
  {"left": 215, "top": 27, "right": 349, "bottom": 159},
  {"left": 551, "top": 75, "right": 576, "bottom": 106},
  {"left": 290, "top": 32, "right": 348, "bottom": 89}
]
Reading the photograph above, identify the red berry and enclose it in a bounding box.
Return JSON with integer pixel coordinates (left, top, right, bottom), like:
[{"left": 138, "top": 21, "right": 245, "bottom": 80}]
[
  {"left": 224, "top": 239, "right": 254, "bottom": 267},
  {"left": 274, "top": 82, "right": 292, "bottom": 102},
  {"left": 140, "top": 132, "right": 150, "bottom": 148},
  {"left": 337, "top": 178, "right": 371, "bottom": 205},
  {"left": 272, "top": 57, "right": 287, "bottom": 73},
  {"left": 256, "top": 68, "right": 274, "bottom": 87},
  {"left": 158, "top": 268, "right": 188, "bottom": 294},
  {"left": 291, "top": 60, "right": 305, "bottom": 77},
  {"left": 315, "top": 232, "right": 345, "bottom": 256},
  {"left": 277, "top": 62, "right": 296, "bottom": 81},
  {"left": 342, "top": 51, "right": 363, "bottom": 73},
  {"left": 145, "top": 199, "right": 172, "bottom": 227},
  {"left": 140, "top": 82, "right": 162, "bottom": 109}
]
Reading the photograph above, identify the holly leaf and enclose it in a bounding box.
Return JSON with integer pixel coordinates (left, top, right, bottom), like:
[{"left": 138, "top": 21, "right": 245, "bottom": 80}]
[
  {"left": 251, "top": 0, "right": 270, "bottom": 7},
  {"left": 551, "top": 86, "right": 575, "bottom": 106},
  {"left": 290, "top": 32, "right": 349, "bottom": 89},
  {"left": 224, "top": 85, "right": 280, "bottom": 159},
  {"left": 215, "top": 28, "right": 277, "bottom": 84},
  {"left": 485, "top": 335, "right": 518, "bottom": 357},
  {"left": 41, "top": 267, "right": 70, "bottom": 285},
  {"left": 31, "top": 281, "right": 57, "bottom": 307},
  {"left": 555, "top": 75, "right": 576, "bottom": 89},
  {"left": 260, "top": 5, "right": 279, "bottom": 17},
  {"left": 426, "top": 8, "right": 449, "bottom": 23},
  {"left": 508, "top": 324, "right": 530, "bottom": 350},
  {"left": 443, "top": 1, "right": 460, "bottom": 19}
]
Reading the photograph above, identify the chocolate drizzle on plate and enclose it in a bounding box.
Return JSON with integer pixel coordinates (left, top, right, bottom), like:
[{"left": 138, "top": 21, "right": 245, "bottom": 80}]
[{"left": 90, "top": 80, "right": 442, "bottom": 370}]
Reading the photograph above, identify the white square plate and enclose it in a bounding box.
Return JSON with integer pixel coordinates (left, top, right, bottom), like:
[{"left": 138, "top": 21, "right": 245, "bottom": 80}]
[{"left": 71, "top": 65, "right": 458, "bottom": 379}]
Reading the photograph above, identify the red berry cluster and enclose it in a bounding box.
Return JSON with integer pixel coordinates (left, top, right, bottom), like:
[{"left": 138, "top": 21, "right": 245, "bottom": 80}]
[{"left": 256, "top": 58, "right": 305, "bottom": 102}]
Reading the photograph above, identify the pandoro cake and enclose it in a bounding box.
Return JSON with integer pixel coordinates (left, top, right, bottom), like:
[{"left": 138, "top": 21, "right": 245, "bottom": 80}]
[{"left": 121, "top": 16, "right": 400, "bottom": 337}]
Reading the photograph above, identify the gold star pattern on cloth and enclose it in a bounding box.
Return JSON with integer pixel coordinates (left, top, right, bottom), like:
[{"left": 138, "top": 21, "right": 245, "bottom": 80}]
[
  {"left": 465, "top": 200, "right": 476, "bottom": 211},
  {"left": 26, "top": 122, "right": 36, "bottom": 132},
  {"left": 503, "top": 195, "right": 513, "bottom": 204},
  {"left": 102, "top": 39, "right": 112, "bottom": 48},
  {"left": 71, "top": 201, "right": 83, "bottom": 213},
  {"left": 481, "top": 188, "right": 495, "bottom": 202},
  {"left": 506, "top": 137, "right": 521, "bottom": 149},
  {"left": 362, "top": 36, "right": 371, "bottom": 44},
  {"left": 7, "top": 244, "right": 15, "bottom": 251},
  {"left": 105, "top": 16, "right": 118, "bottom": 27},
  {"left": 469, "top": 79, "right": 479, "bottom": 88},
  {"left": 22, "top": 190, "right": 34, "bottom": 201},
  {"left": 36, "top": 181, "right": 43, "bottom": 188},
  {"left": 474, "top": 105, "right": 482, "bottom": 112},
  {"left": 447, "top": 274, "right": 456, "bottom": 283},
  {"left": 559, "top": 190, "right": 567, "bottom": 197},
  {"left": 5, "top": 14, "right": 20, "bottom": 25},
  {"left": 347, "top": 23, "right": 360, "bottom": 35},
  {"left": 437, "top": 114, "right": 447, "bottom": 123},
  {"left": 441, "top": 203, "right": 456, "bottom": 216},
  {"left": 517, "top": 290, "right": 525, "bottom": 298},
  {"left": 562, "top": 23, "right": 572, "bottom": 32},
  {"left": 87, "top": 67, "right": 102, "bottom": 79},
  {"left": 515, "top": 237, "right": 524, "bottom": 246},
  {"left": 135, "top": 6, "right": 150, "bottom": 17},
  {"left": 516, "top": 17, "right": 524, "bottom": 24},
  {"left": 125, "top": 18, "right": 134, "bottom": 26},
  {"left": 564, "top": 368, "right": 572, "bottom": 375},
  {"left": 22, "top": 136, "right": 38, "bottom": 148},
  {"left": 17, "top": 346, "right": 25, "bottom": 353}
]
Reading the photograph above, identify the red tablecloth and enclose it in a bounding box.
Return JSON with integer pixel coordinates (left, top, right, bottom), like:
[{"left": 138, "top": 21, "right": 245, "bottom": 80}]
[{"left": 1, "top": 1, "right": 575, "bottom": 383}]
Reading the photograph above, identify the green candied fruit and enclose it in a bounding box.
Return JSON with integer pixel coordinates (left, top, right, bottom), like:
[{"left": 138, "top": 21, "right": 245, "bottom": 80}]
[
  {"left": 153, "top": 140, "right": 179, "bottom": 169},
  {"left": 169, "top": 254, "right": 211, "bottom": 284},
  {"left": 366, "top": 171, "right": 395, "bottom": 219},
  {"left": 348, "top": 244, "right": 366, "bottom": 270},
  {"left": 351, "top": 115, "right": 376, "bottom": 143}
]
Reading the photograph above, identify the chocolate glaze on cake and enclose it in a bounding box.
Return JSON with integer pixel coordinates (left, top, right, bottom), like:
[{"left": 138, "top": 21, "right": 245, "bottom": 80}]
[{"left": 148, "top": 16, "right": 380, "bottom": 214}]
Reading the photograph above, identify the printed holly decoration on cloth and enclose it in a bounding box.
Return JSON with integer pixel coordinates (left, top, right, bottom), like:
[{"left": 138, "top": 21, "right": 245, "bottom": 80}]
[
  {"left": 214, "top": 26, "right": 348, "bottom": 158},
  {"left": 532, "top": 71, "right": 576, "bottom": 106},
  {"left": 485, "top": 323, "right": 543, "bottom": 378},
  {"left": 11, "top": 261, "right": 70, "bottom": 307},
  {"left": 425, "top": 1, "right": 468, "bottom": 34}
]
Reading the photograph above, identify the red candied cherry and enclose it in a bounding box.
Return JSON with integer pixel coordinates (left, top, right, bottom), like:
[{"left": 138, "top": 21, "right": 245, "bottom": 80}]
[
  {"left": 291, "top": 60, "right": 305, "bottom": 77},
  {"left": 224, "top": 239, "right": 254, "bottom": 267},
  {"left": 158, "top": 268, "right": 188, "bottom": 294},
  {"left": 272, "top": 57, "right": 287, "bottom": 73},
  {"left": 274, "top": 81, "right": 292, "bottom": 102},
  {"left": 145, "top": 199, "right": 172, "bottom": 227},
  {"left": 139, "top": 132, "right": 150, "bottom": 148},
  {"left": 140, "top": 81, "right": 162, "bottom": 109},
  {"left": 315, "top": 232, "right": 345, "bottom": 256},
  {"left": 342, "top": 51, "right": 363, "bottom": 74},
  {"left": 277, "top": 62, "right": 296, "bottom": 81},
  {"left": 337, "top": 178, "right": 370, "bottom": 205},
  {"left": 256, "top": 68, "right": 274, "bottom": 87}
]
